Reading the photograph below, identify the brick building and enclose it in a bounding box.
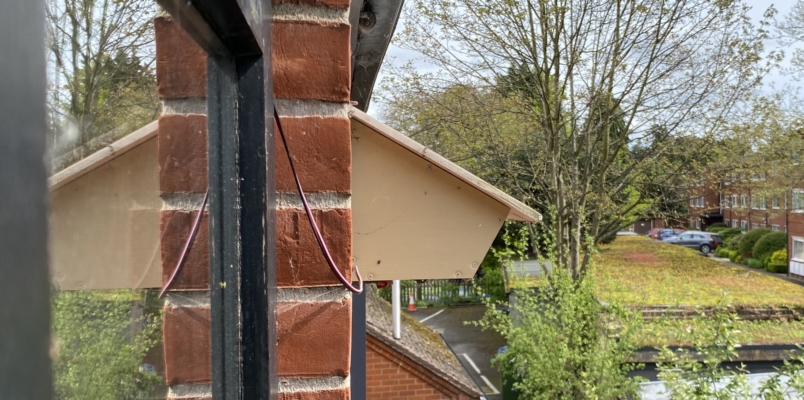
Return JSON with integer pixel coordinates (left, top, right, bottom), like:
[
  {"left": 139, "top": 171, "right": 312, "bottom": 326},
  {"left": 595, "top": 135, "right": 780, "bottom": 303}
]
[
  {"left": 687, "top": 172, "right": 804, "bottom": 280},
  {"left": 365, "top": 289, "right": 482, "bottom": 399}
]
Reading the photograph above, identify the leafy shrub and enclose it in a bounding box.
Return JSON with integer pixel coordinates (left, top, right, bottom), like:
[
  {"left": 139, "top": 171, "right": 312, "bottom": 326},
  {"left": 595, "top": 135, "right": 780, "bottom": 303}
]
[
  {"left": 714, "top": 247, "right": 730, "bottom": 258},
  {"left": 725, "top": 234, "right": 742, "bottom": 250},
  {"left": 767, "top": 249, "right": 789, "bottom": 273},
  {"left": 746, "top": 258, "right": 764, "bottom": 269},
  {"left": 708, "top": 227, "right": 726, "bottom": 233},
  {"left": 737, "top": 228, "right": 771, "bottom": 258},
  {"left": 707, "top": 222, "right": 727, "bottom": 232},
  {"left": 752, "top": 232, "right": 787, "bottom": 266},
  {"left": 719, "top": 227, "right": 741, "bottom": 239}
]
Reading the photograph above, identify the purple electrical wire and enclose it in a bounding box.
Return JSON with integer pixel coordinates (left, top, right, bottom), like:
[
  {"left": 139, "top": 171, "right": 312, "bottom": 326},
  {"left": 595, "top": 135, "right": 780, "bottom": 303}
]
[
  {"left": 274, "top": 107, "right": 364, "bottom": 294},
  {"left": 159, "top": 190, "right": 208, "bottom": 298}
]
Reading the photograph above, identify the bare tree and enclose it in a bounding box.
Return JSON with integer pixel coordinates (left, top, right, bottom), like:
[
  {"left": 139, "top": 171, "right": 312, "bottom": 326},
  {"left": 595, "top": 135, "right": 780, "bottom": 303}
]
[
  {"left": 46, "top": 0, "right": 158, "bottom": 159},
  {"left": 380, "top": 0, "right": 779, "bottom": 279}
]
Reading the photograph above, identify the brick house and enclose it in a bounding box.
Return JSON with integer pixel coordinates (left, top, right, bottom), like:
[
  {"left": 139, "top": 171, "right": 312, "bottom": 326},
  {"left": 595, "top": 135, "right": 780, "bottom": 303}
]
[
  {"left": 365, "top": 289, "right": 483, "bottom": 399},
  {"left": 687, "top": 171, "right": 804, "bottom": 281}
]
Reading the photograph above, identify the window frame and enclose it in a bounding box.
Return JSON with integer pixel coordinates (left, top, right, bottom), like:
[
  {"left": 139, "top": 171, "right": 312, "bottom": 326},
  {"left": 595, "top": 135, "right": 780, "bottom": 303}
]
[{"left": 793, "top": 237, "right": 804, "bottom": 262}]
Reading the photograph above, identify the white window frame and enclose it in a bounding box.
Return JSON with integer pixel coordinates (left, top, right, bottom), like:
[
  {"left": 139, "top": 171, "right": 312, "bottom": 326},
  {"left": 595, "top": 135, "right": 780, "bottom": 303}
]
[
  {"left": 741, "top": 220, "right": 748, "bottom": 230},
  {"left": 732, "top": 194, "right": 738, "bottom": 208},
  {"left": 725, "top": 219, "right": 730, "bottom": 226},
  {"left": 741, "top": 195, "right": 747, "bottom": 208},
  {"left": 794, "top": 190, "right": 804, "bottom": 213},
  {"left": 773, "top": 196, "right": 780, "bottom": 209},
  {"left": 732, "top": 220, "right": 739, "bottom": 228},
  {"left": 793, "top": 237, "right": 804, "bottom": 262},
  {"left": 760, "top": 196, "right": 766, "bottom": 210},
  {"left": 753, "top": 223, "right": 763, "bottom": 230},
  {"left": 690, "top": 197, "right": 695, "bottom": 207},
  {"left": 772, "top": 225, "right": 780, "bottom": 232},
  {"left": 751, "top": 195, "right": 757, "bottom": 210},
  {"left": 696, "top": 219, "right": 701, "bottom": 229}
]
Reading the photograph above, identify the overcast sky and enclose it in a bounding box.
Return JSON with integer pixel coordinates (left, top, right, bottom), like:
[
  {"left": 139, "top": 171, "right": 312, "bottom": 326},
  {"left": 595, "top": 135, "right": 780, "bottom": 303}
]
[{"left": 369, "top": 0, "right": 803, "bottom": 118}]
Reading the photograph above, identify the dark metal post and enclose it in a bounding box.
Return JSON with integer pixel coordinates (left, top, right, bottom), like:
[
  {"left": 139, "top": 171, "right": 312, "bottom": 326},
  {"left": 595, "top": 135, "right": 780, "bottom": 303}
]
[
  {"left": 351, "top": 290, "right": 367, "bottom": 400},
  {"left": 0, "top": 0, "right": 53, "bottom": 398},
  {"left": 208, "top": 53, "right": 274, "bottom": 400}
]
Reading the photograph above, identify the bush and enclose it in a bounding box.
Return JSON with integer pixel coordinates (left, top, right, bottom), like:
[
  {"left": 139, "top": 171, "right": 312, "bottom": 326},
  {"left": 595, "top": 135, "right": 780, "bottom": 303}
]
[
  {"left": 767, "top": 249, "right": 789, "bottom": 273},
  {"left": 719, "top": 228, "right": 743, "bottom": 243},
  {"left": 725, "top": 234, "right": 743, "bottom": 251},
  {"left": 738, "top": 228, "right": 771, "bottom": 258},
  {"left": 715, "top": 247, "right": 730, "bottom": 258},
  {"left": 752, "top": 232, "right": 787, "bottom": 266},
  {"left": 707, "top": 222, "right": 727, "bottom": 232},
  {"left": 746, "top": 258, "right": 764, "bottom": 269}
]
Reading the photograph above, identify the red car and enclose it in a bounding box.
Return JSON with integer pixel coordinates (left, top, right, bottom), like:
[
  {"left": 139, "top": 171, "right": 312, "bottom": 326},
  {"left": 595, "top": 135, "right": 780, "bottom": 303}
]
[{"left": 647, "top": 228, "right": 684, "bottom": 240}]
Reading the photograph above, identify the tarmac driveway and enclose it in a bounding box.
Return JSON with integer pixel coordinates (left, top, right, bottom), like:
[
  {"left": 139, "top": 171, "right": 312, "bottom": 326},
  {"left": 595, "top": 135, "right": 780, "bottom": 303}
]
[{"left": 411, "top": 305, "right": 505, "bottom": 400}]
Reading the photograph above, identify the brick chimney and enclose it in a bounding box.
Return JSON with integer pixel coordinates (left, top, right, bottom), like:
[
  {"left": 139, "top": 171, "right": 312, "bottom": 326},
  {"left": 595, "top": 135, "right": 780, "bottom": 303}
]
[{"left": 154, "top": 0, "right": 354, "bottom": 397}]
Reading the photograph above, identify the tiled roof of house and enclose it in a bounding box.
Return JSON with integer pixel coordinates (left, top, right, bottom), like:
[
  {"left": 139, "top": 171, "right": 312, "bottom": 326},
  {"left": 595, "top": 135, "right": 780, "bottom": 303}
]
[{"left": 365, "top": 288, "right": 483, "bottom": 398}]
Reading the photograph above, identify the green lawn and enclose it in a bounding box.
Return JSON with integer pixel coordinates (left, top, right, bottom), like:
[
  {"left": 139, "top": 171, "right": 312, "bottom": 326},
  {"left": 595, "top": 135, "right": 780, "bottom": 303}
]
[
  {"left": 593, "top": 236, "right": 804, "bottom": 307},
  {"left": 638, "top": 319, "right": 804, "bottom": 346}
]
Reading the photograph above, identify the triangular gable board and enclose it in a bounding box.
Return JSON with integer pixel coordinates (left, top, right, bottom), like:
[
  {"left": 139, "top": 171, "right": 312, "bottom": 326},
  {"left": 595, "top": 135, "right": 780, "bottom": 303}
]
[{"left": 350, "top": 109, "right": 539, "bottom": 281}]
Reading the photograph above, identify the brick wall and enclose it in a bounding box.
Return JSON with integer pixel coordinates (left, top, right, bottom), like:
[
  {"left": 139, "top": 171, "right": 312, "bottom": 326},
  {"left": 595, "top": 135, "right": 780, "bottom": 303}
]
[
  {"left": 366, "top": 336, "right": 477, "bottom": 400},
  {"left": 155, "top": 0, "right": 354, "bottom": 397}
]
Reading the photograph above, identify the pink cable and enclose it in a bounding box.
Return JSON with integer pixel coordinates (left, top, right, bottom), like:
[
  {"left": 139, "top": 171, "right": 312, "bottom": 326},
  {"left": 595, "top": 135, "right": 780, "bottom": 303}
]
[
  {"left": 274, "top": 107, "right": 364, "bottom": 293},
  {"left": 159, "top": 190, "right": 209, "bottom": 298}
]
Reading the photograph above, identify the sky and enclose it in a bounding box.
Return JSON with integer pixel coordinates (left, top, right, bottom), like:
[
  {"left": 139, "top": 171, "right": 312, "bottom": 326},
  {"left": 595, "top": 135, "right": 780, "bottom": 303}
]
[{"left": 369, "top": 0, "right": 804, "bottom": 119}]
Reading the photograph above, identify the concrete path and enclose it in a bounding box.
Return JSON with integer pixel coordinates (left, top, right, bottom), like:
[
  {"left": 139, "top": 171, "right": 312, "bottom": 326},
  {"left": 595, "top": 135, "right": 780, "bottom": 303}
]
[{"left": 410, "top": 306, "right": 504, "bottom": 400}]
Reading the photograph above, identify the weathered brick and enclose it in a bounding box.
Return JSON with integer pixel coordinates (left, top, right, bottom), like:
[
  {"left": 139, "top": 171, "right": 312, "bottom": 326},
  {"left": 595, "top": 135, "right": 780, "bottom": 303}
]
[
  {"left": 277, "top": 300, "right": 351, "bottom": 377},
  {"left": 161, "top": 210, "right": 209, "bottom": 290},
  {"left": 275, "top": 117, "right": 351, "bottom": 193},
  {"left": 159, "top": 115, "right": 208, "bottom": 194},
  {"left": 163, "top": 306, "right": 211, "bottom": 385},
  {"left": 154, "top": 17, "right": 207, "bottom": 99},
  {"left": 273, "top": 21, "right": 350, "bottom": 102},
  {"left": 278, "top": 389, "right": 349, "bottom": 400},
  {"left": 277, "top": 208, "right": 352, "bottom": 287}
]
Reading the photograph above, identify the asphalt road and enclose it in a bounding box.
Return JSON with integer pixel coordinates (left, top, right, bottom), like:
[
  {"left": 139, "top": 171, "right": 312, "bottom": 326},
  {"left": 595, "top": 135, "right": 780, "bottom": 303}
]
[{"left": 410, "top": 305, "right": 505, "bottom": 400}]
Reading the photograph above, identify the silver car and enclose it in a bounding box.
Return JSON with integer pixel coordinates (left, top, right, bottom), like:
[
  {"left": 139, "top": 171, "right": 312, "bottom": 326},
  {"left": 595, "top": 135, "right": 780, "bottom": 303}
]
[{"left": 662, "top": 231, "right": 723, "bottom": 254}]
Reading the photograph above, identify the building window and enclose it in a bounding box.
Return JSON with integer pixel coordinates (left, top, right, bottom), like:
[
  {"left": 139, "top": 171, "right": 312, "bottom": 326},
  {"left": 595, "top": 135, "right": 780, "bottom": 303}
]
[
  {"left": 794, "top": 191, "right": 804, "bottom": 212},
  {"left": 733, "top": 220, "right": 739, "bottom": 228},
  {"left": 753, "top": 223, "right": 763, "bottom": 230},
  {"left": 751, "top": 195, "right": 757, "bottom": 209},
  {"left": 690, "top": 197, "right": 695, "bottom": 207},
  {"left": 725, "top": 219, "right": 730, "bottom": 226},
  {"left": 793, "top": 237, "right": 804, "bottom": 261},
  {"left": 760, "top": 172, "right": 766, "bottom": 180},
  {"left": 698, "top": 197, "right": 704, "bottom": 208},
  {"left": 772, "top": 225, "right": 780, "bottom": 231},
  {"left": 760, "top": 196, "right": 766, "bottom": 210},
  {"left": 773, "top": 196, "right": 780, "bottom": 209},
  {"left": 732, "top": 194, "right": 738, "bottom": 208},
  {"left": 696, "top": 219, "right": 701, "bottom": 229},
  {"left": 741, "top": 195, "right": 747, "bottom": 208},
  {"left": 741, "top": 220, "right": 748, "bottom": 230},
  {"left": 723, "top": 197, "right": 730, "bottom": 209}
]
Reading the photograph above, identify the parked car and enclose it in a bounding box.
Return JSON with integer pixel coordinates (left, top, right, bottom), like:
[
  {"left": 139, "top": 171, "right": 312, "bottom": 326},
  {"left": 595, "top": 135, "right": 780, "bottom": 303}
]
[
  {"left": 662, "top": 231, "right": 723, "bottom": 254},
  {"left": 646, "top": 228, "right": 662, "bottom": 239},
  {"left": 656, "top": 228, "right": 685, "bottom": 241}
]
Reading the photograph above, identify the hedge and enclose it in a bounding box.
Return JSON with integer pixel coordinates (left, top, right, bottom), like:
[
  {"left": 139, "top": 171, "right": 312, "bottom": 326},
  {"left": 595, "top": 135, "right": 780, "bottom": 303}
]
[
  {"left": 752, "top": 232, "right": 787, "bottom": 267},
  {"left": 767, "top": 248, "right": 789, "bottom": 273},
  {"left": 707, "top": 222, "right": 728, "bottom": 231},
  {"left": 719, "top": 227, "right": 743, "bottom": 242},
  {"left": 738, "top": 228, "right": 771, "bottom": 258},
  {"left": 746, "top": 258, "right": 764, "bottom": 269},
  {"left": 726, "top": 234, "right": 743, "bottom": 251}
]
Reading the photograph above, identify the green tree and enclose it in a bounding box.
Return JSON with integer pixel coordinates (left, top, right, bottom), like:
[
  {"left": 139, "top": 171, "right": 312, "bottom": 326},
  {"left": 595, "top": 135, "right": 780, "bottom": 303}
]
[
  {"left": 46, "top": 0, "right": 158, "bottom": 163},
  {"left": 52, "top": 289, "right": 162, "bottom": 400},
  {"left": 381, "top": 0, "right": 779, "bottom": 279}
]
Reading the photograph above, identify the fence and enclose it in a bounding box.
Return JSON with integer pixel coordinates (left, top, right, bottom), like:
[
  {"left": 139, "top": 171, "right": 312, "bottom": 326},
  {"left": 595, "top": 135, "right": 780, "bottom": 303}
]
[{"left": 377, "top": 279, "right": 494, "bottom": 307}]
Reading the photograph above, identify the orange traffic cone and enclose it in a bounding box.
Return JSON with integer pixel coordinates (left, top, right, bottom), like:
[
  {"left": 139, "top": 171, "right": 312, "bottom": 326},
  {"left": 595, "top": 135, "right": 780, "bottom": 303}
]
[{"left": 407, "top": 289, "right": 417, "bottom": 312}]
